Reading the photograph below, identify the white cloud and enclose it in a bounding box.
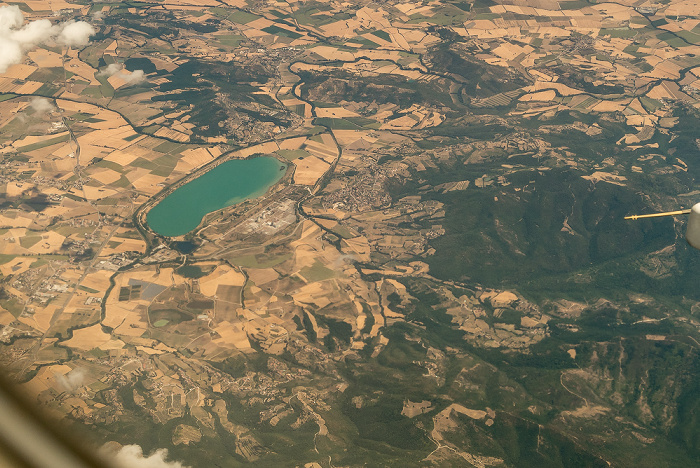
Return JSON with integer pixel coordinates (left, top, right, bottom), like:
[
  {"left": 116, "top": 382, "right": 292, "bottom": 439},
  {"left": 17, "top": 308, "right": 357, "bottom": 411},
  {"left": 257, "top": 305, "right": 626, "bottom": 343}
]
[
  {"left": 10, "top": 19, "right": 58, "bottom": 45},
  {"left": 123, "top": 69, "right": 146, "bottom": 84},
  {"left": 57, "top": 20, "right": 95, "bottom": 47},
  {"left": 0, "top": 5, "right": 95, "bottom": 72},
  {"left": 55, "top": 368, "right": 85, "bottom": 392},
  {"left": 100, "top": 63, "right": 122, "bottom": 76},
  {"left": 100, "top": 63, "right": 146, "bottom": 85},
  {"left": 0, "top": 37, "right": 22, "bottom": 73},
  {"left": 101, "top": 444, "right": 189, "bottom": 468},
  {"left": 0, "top": 5, "right": 23, "bottom": 31},
  {"left": 29, "top": 97, "right": 55, "bottom": 114}
]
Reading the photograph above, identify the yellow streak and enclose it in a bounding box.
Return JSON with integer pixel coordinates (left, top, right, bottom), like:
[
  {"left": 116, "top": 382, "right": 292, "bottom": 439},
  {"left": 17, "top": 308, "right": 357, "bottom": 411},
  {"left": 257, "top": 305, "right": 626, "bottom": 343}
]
[{"left": 624, "top": 209, "right": 691, "bottom": 220}]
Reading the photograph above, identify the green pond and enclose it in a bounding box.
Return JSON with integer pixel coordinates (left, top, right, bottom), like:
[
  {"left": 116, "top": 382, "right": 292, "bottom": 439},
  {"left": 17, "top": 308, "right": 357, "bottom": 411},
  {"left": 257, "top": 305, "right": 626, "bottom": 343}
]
[{"left": 147, "top": 157, "right": 286, "bottom": 237}]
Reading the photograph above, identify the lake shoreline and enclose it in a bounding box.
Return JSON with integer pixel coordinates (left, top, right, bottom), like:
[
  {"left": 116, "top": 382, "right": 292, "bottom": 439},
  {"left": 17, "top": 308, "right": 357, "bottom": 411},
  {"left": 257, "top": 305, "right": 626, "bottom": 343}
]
[{"left": 146, "top": 156, "right": 287, "bottom": 237}]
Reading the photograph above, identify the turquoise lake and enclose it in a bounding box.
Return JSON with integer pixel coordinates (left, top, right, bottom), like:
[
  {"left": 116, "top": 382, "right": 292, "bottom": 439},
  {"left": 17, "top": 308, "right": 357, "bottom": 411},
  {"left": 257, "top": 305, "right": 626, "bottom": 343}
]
[{"left": 146, "top": 157, "right": 286, "bottom": 237}]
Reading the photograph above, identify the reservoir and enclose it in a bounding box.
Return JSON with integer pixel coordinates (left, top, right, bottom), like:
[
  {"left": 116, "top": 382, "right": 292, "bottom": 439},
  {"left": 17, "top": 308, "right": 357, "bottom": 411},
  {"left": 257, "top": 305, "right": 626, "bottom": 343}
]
[{"left": 147, "top": 157, "right": 286, "bottom": 237}]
